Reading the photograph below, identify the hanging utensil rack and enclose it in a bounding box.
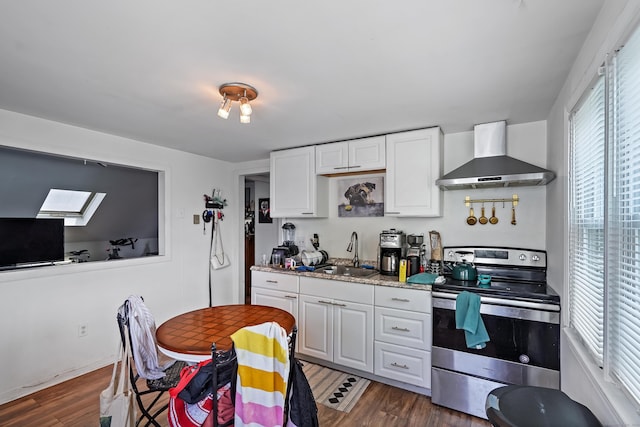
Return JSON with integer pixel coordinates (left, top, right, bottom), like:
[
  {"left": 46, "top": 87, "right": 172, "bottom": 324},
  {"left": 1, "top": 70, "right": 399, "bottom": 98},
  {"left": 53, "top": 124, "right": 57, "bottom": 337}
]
[{"left": 464, "top": 194, "right": 519, "bottom": 207}]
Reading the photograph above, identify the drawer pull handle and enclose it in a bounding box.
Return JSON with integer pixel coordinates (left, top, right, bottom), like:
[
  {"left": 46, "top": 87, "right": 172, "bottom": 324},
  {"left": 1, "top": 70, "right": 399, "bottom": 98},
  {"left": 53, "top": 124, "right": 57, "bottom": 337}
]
[
  {"left": 391, "top": 298, "right": 410, "bottom": 302},
  {"left": 285, "top": 295, "right": 297, "bottom": 299},
  {"left": 392, "top": 326, "right": 410, "bottom": 332},
  {"left": 332, "top": 302, "right": 347, "bottom": 307},
  {"left": 266, "top": 280, "right": 278, "bottom": 283},
  {"left": 391, "top": 362, "right": 409, "bottom": 369},
  {"left": 318, "top": 300, "right": 332, "bottom": 305}
]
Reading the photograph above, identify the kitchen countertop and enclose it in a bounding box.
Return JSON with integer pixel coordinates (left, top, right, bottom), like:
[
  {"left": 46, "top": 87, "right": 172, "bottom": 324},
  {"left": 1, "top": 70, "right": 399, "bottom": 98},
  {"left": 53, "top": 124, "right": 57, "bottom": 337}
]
[{"left": 250, "top": 264, "right": 432, "bottom": 292}]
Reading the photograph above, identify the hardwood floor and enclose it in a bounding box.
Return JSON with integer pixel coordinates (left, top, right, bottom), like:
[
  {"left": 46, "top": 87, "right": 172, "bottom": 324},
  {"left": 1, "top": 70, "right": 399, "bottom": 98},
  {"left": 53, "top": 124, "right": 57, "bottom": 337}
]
[{"left": 0, "top": 364, "right": 491, "bottom": 426}]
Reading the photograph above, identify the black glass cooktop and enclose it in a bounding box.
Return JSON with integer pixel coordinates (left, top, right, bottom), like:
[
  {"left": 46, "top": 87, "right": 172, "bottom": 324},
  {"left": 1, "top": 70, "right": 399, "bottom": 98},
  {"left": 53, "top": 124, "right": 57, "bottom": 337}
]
[{"left": 434, "top": 277, "right": 560, "bottom": 304}]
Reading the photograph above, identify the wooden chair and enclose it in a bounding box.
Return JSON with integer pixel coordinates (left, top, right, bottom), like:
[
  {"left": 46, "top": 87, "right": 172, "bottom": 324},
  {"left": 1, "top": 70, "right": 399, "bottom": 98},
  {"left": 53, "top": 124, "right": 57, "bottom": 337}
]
[{"left": 117, "top": 299, "right": 187, "bottom": 427}]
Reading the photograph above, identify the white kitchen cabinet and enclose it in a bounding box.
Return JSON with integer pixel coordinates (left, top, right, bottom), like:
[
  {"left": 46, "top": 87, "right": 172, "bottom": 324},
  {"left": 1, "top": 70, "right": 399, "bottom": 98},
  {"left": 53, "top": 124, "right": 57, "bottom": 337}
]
[
  {"left": 270, "top": 146, "right": 328, "bottom": 217},
  {"left": 315, "top": 136, "right": 386, "bottom": 174},
  {"left": 374, "top": 286, "right": 432, "bottom": 388},
  {"left": 385, "top": 128, "right": 443, "bottom": 217},
  {"left": 298, "top": 277, "right": 374, "bottom": 373},
  {"left": 251, "top": 271, "right": 299, "bottom": 320}
]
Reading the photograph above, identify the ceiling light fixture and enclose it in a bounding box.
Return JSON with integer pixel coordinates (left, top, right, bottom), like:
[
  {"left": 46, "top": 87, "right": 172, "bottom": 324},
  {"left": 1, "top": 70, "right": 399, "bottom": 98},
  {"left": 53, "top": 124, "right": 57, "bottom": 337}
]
[{"left": 217, "top": 82, "right": 258, "bottom": 124}]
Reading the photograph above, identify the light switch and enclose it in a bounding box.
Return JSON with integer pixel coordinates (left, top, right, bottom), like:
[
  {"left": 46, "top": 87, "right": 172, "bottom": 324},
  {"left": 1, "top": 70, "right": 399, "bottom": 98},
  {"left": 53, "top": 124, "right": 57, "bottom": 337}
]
[{"left": 193, "top": 214, "right": 200, "bottom": 224}]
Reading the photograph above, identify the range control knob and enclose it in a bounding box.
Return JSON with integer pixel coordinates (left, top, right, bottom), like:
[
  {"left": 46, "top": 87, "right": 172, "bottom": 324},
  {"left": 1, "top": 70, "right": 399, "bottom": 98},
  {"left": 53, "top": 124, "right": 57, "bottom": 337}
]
[
  {"left": 519, "top": 253, "right": 527, "bottom": 261},
  {"left": 519, "top": 354, "right": 530, "bottom": 364},
  {"left": 532, "top": 255, "right": 540, "bottom": 262}
]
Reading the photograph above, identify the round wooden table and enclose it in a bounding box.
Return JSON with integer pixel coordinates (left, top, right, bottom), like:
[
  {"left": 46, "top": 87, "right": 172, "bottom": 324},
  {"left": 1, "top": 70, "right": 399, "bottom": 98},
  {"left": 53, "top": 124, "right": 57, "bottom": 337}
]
[{"left": 156, "top": 304, "right": 296, "bottom": 362}]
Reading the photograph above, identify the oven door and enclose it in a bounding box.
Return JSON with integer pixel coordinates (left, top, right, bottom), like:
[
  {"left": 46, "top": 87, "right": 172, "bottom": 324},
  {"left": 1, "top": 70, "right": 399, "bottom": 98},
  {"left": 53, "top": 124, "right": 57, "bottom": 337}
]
[{"left": 432, "top": 292, "right": 560, "bottom": 383}]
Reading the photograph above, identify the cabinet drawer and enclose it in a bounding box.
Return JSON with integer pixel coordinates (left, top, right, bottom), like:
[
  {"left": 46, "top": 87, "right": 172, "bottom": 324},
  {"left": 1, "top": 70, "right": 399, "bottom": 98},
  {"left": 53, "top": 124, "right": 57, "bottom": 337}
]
[
  {"left": 375, "top": 286, "right": 430, "bottom": 313},
  {"left": 374, "top": 341, "right": 431, "bottom": 388},
  {"left": 251, "top": 271, "right": 299, "bottom": 293},
  {"left": 300, "top": 277, "right": 373, "bottom": 304},
  {"left": 375, "top": 307, "right": 431, "bottom": 349},
  {"left": 251, "top": 288, "right": 298, "bottom": 320}
]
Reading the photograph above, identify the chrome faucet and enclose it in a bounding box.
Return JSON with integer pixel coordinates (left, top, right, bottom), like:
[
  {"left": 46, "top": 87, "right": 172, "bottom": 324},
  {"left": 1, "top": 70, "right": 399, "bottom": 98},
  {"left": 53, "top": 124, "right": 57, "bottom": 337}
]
[{"left": 346, "top": 231, "right": 360, "bottom": 267}]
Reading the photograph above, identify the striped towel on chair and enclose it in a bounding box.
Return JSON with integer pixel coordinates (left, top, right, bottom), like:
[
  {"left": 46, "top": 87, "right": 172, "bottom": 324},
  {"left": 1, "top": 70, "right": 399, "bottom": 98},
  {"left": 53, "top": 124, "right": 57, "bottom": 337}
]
[{"left": 231, "top": 321, "right": 290, "bottom": 427}]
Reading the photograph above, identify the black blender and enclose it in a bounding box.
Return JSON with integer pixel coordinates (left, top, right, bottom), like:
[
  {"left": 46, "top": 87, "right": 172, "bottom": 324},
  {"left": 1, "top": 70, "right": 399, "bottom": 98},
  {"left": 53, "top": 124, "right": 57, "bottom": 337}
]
[
  {"left": 271, "top": 223, "right": 299, "bottom": 266},
  {"left": 281, "top": 222, "right": 299, "bottom": 256}
]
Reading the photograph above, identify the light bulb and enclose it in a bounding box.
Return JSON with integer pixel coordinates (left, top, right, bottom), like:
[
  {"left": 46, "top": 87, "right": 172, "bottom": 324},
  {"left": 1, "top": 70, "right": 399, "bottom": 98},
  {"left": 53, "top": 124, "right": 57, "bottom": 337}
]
[
  {"left": 217, "top": 96, "right": 231, "bottom": 119},
  {"left": 239, "top": 97, "right": 252, "bottom": 116},
  {"left": 240, "top": 113, "right": 251, "bottom": 124}
]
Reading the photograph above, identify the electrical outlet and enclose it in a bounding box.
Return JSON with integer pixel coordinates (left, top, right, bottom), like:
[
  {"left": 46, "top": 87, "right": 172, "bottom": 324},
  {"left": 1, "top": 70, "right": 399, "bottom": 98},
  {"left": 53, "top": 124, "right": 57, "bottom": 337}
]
[{"left": 78, "top": 324, "right": 88, "bottom": 337}]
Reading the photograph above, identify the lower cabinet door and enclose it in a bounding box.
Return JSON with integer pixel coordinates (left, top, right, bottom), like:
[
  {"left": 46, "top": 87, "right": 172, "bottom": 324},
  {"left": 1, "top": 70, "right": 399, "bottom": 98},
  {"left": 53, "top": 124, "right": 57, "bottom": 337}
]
[
  {"left": 334, "top": 301, "right": 374, "bottom": 373},
  {"left": 374, "top": 341, "right": 431, "bottom": 388},
  {"left": 251, "top": 288, "right": 298, "bottom": 320},
  {"left": 298, "top": 294, "right": 333, "bottom": 361}
]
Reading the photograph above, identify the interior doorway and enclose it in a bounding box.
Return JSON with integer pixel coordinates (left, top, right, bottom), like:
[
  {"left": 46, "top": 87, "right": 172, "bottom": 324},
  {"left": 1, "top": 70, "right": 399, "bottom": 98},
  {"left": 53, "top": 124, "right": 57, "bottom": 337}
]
[{"left": 243, "top": 174, "right": 278, "bottom": 304}]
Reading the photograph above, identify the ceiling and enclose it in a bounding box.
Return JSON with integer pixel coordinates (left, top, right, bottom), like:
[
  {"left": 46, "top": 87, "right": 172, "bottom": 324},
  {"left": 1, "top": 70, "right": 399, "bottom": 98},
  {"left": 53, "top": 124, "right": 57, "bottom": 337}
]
[{"left": 0, "top": 1, "right": 604, "bottom": 163}]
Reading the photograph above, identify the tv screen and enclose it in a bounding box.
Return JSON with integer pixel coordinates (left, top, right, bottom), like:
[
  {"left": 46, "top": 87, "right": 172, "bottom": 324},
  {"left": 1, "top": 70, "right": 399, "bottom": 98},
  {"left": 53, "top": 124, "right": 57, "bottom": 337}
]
[{"left": 0, "top": 218, "right": 65, "bottom": 268}]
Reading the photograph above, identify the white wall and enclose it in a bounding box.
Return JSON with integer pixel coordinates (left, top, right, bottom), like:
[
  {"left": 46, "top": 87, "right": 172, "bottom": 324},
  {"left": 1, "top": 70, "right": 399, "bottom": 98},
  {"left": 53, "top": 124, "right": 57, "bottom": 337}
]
[
  {"left": 547, "top": 1, "right": 640, "bottom": 425},
  {"left": 288, "top": 121, "right": 549, "bottom": 264},
  {"left": 0, "top": 109, "right": 241, "bottom": 404}
]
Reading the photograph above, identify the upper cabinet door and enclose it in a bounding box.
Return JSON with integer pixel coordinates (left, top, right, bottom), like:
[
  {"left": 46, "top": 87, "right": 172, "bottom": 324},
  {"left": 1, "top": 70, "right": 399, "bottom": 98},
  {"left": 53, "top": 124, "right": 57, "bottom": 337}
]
[
  {"left": 270, "top": 146, "right": 328, "bottom": 218},
  {"left": 315, "top": 136, "right": 386, "bottom": 174},
  {"left": 315, "top": 142, "right": 349, "bottom": 173},
  {"left": 349, "top": 136, "right": 386, "bottom": 170},
  {"left": 385, "top": 128, "right": 443, "bottom": 217}
]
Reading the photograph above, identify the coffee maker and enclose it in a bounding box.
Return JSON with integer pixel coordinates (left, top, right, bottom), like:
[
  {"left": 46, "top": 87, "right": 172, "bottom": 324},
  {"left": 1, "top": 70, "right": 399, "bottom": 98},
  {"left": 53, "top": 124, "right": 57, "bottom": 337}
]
[
  {"left": 406, "top": 234, "right": 424, "bottom": 277},
  {"left": 378, "top": 229, "right": 406, "bottom": 276}
]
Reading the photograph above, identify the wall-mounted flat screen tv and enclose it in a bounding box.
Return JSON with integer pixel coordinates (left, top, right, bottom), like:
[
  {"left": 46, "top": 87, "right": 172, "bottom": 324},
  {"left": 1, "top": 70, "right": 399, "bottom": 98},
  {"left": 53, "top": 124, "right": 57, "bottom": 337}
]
[{"left": 0, "top": 218, "right": 65, "bottom": 269}]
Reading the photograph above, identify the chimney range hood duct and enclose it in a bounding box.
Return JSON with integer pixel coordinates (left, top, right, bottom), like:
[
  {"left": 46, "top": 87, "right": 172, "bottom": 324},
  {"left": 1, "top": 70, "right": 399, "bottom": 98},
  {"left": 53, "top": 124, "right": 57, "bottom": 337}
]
[{"left": 436, "top": 121, "right": 555, "bottom": 190}]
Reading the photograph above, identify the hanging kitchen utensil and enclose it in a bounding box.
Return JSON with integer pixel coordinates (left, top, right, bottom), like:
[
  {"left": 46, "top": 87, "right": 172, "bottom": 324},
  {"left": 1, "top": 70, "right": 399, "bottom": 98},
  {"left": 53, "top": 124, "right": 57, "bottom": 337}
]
[
  {"left": 511, "top": 206, "right": 517, "bottom": 225},
  {"left": 479, "top": 204, "right": 488, "bottom": 225},
  {"left": 467, "top": 206, "right": 477, "bottom": 225},
  {"left": 490, "top": 203, "right": 499, "bottom": 225}
]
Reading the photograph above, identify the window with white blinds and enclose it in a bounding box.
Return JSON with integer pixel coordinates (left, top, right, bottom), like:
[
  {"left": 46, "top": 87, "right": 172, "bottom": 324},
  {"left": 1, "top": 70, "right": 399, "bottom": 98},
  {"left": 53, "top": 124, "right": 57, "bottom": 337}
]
[
  {"left": 569, "top": 22, "right": 640, "bottom": 405},
  {"left": 608, "top": 25, "right": 640, "bottom": 403},
  {"left": 569, "top": 75, "right": 605, "bottom": 366}
]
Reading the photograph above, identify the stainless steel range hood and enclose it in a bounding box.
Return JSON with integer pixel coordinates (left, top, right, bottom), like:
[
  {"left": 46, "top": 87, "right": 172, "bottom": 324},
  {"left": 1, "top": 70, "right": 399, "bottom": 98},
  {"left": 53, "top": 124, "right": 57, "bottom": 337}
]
[{"left": 436, "top": 121, "right": 555, "bottom": 190}]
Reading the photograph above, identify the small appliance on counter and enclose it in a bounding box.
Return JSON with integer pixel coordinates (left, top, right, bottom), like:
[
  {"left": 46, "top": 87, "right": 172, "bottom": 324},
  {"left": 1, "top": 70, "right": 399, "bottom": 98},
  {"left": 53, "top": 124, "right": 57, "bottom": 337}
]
[
  {"left": 270, "top": 222, "right": 300, "bottom": 266},
  {"left": 378, "top": 229, "right": 406, "bottom": 276},
  {"left": 406, "top": 234, "right": 424, "bottom": 277},
  {"left": 280, "top": 222, "right": 299, "bottom": 256}
]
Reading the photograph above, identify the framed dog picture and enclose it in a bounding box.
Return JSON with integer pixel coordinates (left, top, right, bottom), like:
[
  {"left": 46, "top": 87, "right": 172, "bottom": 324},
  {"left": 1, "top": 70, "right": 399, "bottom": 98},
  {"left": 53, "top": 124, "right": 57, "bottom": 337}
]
[
  {"left": 258, "top": 198, "right": 272, "bottom": 223},
  {"left": 337, "top": 175, "right": 384, "bottom": 217}
]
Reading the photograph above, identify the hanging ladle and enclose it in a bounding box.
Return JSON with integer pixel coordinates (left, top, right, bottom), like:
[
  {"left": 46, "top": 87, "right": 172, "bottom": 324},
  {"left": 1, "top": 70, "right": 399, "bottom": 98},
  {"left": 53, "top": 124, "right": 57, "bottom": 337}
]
[
  {"left": 479, "top": 204, "right": 488, "bottom": 225},
  {"left": 489, "top": 203, "right": 499, "bottom": 224},
  {"left": 467, "top": 206, "right": 477, "bottom": 225}
]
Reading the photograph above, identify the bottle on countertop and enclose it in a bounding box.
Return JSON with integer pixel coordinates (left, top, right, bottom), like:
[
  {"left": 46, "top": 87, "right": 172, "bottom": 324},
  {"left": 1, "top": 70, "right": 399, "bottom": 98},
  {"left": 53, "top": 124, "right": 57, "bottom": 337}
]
[{"left": 399, "top": 259, "right": 407, "bottom": 282}]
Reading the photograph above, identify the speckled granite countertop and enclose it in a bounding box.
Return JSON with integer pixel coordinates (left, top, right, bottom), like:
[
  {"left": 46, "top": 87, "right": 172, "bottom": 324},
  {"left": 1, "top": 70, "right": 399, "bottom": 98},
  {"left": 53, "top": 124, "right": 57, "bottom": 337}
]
[{"left": 250, "top": 258, "right": 431, "bottom": 292}]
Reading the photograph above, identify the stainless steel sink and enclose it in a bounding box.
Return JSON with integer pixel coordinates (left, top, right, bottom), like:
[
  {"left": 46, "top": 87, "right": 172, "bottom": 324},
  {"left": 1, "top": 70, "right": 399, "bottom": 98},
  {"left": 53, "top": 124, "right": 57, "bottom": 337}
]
[{"left": 321, "top": 265, "right": 378, "bottom": 278}]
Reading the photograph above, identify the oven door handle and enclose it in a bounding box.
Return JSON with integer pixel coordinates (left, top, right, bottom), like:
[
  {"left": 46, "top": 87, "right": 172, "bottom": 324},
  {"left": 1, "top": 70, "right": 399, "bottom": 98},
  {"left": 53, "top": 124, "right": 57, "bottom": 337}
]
[{"left": 432, "top": 292, "right": 560, "bottom": 323}]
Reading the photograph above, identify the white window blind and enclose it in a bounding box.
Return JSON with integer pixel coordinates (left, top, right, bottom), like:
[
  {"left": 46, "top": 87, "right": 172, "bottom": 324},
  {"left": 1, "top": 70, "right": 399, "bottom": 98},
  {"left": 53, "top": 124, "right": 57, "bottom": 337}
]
[
  {"left": 569, "top": 22, "right": 640, "bottom": 406},
  {"left": 608, "top": 25, "right": 640, "bottom": 403},
  {"left": 569, "top": 76, "right": 606, "bottom": 366}
]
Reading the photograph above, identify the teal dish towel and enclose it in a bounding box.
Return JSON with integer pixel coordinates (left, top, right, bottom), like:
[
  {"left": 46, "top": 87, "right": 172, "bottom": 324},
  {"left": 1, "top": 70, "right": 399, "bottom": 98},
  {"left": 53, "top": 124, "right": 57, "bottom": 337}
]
[
  {"left": 455, "top": 291, "right": 490, "bottom": 349},
  {"left": 406, "top": 272, "right": 439, "bottom": 284}
]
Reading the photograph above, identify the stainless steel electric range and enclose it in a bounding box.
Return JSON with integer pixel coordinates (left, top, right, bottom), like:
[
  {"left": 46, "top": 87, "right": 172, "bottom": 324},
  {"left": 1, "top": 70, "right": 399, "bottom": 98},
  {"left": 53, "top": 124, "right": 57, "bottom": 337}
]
[{"left": 431, "top": 246, "right": 560, "bottom": 420}]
